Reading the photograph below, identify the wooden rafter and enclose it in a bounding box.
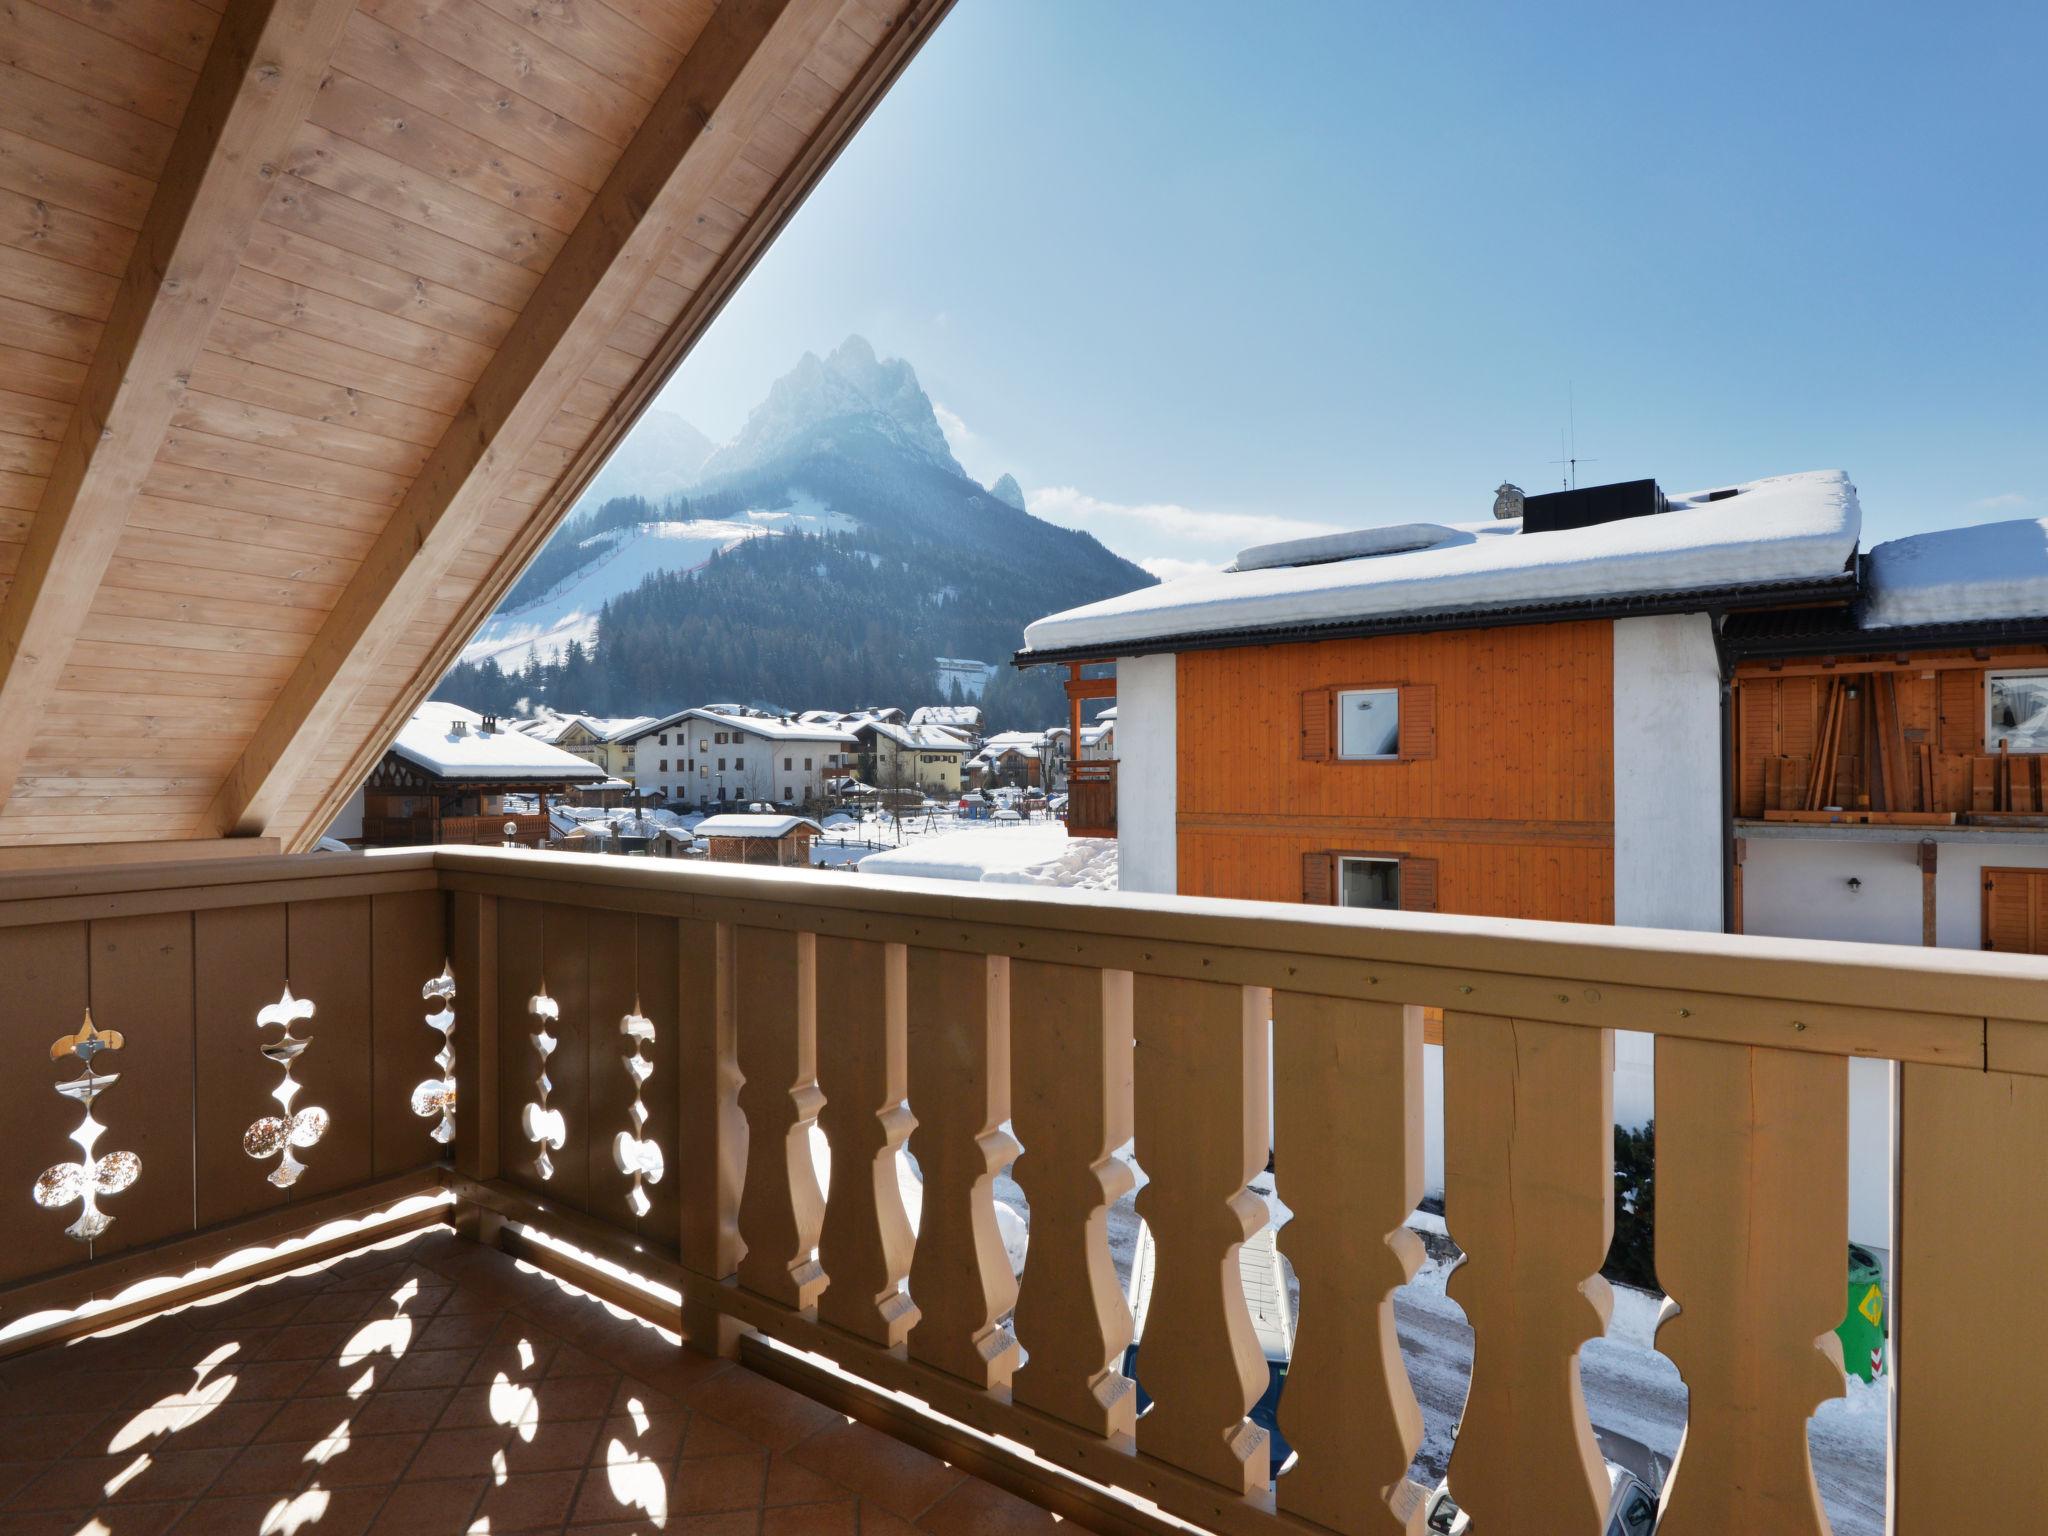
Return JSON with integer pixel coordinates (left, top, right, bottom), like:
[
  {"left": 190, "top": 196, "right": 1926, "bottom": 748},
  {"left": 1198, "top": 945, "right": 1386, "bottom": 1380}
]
[
  {"left": 200, "top": 0, "right": 855, "bottom": 840},
  {"left": 0, "top": 0, "right": 357, "bottom": 816}
]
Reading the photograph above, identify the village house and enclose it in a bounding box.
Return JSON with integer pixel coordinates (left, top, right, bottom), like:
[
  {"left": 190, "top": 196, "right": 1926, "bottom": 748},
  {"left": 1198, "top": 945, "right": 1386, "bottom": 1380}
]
[
  {"left": 1019, "top": 469, "right": 1899, "bottom": 1235},
  {"left": 971, "top": 727, "right": 1071, "bottom": 792},
  {"left": 627, "top": 705, "right": 857, "bottom": 808},
  {"left": 339, "top": 702, "right": 605, "bottom": 849},
  {"left": 854, "top": 718, "right": 973, "bottom": 798},
  {"left": 513, "top": 711, "right": 658, "bottom": 782},
  {"left": 909, "top": 703, "right": 986, "bottom": 743}
]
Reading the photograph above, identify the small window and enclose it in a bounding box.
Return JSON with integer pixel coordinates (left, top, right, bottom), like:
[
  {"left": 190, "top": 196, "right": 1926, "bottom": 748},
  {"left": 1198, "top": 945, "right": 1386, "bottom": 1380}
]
[
  {"left": 1987, "top": 671, "right": 2048, "bottom": 752},
  {"left": 784, "top": 756, "right": 793, "bottom": 771},
  {"left": 717, "top": 757, "right": 726, "bottom": 771},
  {"left": 1339, "top": 857, "right": 1401, "bottom": 910},
  {"left": 782, "top": 786, "right": 793, "bottom": 801},
  {"left": 659, "top": 758, "right": 667, "bottom": 772},
  {"left": 1337, "top": 689, "right": 1400, "bottom": 759},
  {"left": 734, "top": 755, "right": 744, "bottom": 769},
  {"left": 805, "top": 757, "right": 813, "bottom": 770}
]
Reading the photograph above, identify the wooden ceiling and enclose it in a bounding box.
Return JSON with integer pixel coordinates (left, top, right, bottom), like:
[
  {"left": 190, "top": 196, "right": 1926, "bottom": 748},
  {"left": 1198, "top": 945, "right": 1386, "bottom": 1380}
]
[{"left": 0, "top": 0, "right": 948, "bottom": 855}]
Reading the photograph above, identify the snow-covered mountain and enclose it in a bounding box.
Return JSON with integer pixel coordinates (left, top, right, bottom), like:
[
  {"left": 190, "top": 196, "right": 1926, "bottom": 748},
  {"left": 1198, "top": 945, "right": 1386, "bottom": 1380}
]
[{"left": 447, "top": 336, "right": 1151, "bottom": 722}]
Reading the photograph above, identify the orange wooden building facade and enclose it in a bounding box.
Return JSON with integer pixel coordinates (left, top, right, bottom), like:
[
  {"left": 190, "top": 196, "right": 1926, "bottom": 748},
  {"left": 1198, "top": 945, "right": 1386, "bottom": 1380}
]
[{"left": 1174, "top": 619, "right": 1616, "bottom": 923}]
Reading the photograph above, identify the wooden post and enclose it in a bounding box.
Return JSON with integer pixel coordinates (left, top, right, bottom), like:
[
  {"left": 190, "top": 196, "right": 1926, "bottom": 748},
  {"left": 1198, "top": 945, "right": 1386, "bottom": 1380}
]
[
  {"left": 1444, "top": 1013, "right": 1612, "bottom": 1535},
  {"left": 1896, "top": 1061, "right": 2048, "bottom": 1528},
  {"left": 677, "top": 918, "right": 743, "bottom": 1355},
  {"left": 1919, "top": 838, "right": 1938, "bottom": 946},
  {"left": 1132, "top": 975, "right": 1270, "bottom": 1495},
  {"left": 1009, "top": 961, "right": 1136, "bottom": 1439},
  {"left": 734, "top": 926, "right": 826, "bottom": 1309},
  {"left": 906, "top": 949, "right": 1020, "bottom": 1388},
  {"left": 1274, "top": 994, "right": 1427, "bottom": 1533},
  {"left": 814, "top": 936, "right": 919, "bottom": 1347},
  {"left": 1654, "top": 1039, "right": 1846, "bottom": 1536}
]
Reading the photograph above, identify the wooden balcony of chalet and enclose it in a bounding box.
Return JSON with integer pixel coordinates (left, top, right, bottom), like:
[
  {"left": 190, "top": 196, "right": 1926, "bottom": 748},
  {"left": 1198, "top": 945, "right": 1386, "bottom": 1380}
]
[{"left": 2, "top": 846, "right": 2046, "bottom": 1535}]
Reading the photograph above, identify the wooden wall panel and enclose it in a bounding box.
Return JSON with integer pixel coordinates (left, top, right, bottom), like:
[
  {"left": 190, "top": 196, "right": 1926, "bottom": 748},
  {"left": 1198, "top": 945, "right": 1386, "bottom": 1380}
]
[
  {"left": 634, "top": 912, "right": 682, "bottom": 1251},
  {"left": 370, "top": 887, "right": 451, "bottom": 1177},
  {"left": 585, "top": 905, "right": 640, "bottom": 1228},
  {"left": 541, "top": 900, "right": 593, "bottom": 1213},
  {"left": 87, "top": 911, "right": 197, "bottom": 1261},
  {"left": 1176, "top": 622, "right": 1615, "bottom": 919},
  {"left": 0, "top": 920, "right": 92, "bottom": 1286},
  {"left": 283, "top": 895, "right": 374, "bottom": 1201},
  {"left": 193, "top": 903, "right": 288, "bottom": 1228},
  {"left": 495, "top": 896, "right": 547, "bottom": 1192}
]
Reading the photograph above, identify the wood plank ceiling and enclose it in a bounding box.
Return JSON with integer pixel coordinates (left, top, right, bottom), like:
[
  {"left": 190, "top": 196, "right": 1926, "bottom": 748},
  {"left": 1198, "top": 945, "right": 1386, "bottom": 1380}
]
[{"left": 0, "top": 0, "right": 949, "bottom": 852}]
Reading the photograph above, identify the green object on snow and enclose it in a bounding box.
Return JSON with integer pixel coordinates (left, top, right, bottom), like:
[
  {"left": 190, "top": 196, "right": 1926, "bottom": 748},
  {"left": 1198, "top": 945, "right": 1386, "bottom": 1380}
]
[{"left": 1837, "top": 1243, "right": 1887, "bottom": 1383}]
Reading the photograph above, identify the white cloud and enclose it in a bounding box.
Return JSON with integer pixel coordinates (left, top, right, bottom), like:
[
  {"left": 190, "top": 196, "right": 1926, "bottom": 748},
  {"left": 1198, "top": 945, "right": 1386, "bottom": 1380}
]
[
  {"left": 1141, "top": 556, "right": 1227, "bottom": 582},
  {"left": 932, "top": 401, "right": 973, "bottom": 455},
  {"left": 1973, "top": 492, "right": 2032, "bottom": 511},
  {"left": 1025, "top": 485, "right": 1336, "bottom": 550}
]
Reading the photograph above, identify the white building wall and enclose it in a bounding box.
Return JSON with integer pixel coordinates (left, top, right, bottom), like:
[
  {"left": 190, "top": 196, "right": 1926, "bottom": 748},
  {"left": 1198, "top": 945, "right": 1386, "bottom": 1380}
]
[
  {"left": 1613, "top": 614, "right": 1725, "bottom": 930},
  {"left": 1115, "top": 653, "right": 1177, "bottom": 894}
]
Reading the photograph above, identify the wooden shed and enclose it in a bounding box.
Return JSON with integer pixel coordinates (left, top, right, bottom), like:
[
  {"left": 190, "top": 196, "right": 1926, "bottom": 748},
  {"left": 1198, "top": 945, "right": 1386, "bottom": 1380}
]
[{"left": 694, "top": 811, "right": 821, "bottom": 865}]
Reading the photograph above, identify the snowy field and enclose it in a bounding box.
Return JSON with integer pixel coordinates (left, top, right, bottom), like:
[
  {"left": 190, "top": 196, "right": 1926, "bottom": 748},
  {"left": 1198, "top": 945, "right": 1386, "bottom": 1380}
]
[{"left": 812, "top": 808, "right": 1119, "bottom": 889}]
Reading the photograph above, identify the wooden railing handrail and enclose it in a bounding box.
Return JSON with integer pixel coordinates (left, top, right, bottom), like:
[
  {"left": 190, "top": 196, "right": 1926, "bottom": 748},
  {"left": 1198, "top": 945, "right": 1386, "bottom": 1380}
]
[{"left": 424, "top": 847, "right": 2048, "bottom": 1064}]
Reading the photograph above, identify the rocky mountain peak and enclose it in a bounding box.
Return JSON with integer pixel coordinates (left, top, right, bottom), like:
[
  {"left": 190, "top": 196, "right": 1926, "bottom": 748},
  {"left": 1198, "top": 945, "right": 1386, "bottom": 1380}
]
[
  {"left": 989, "top": 473, "right": 1027, "bottom": 511},
  {"left": 696, "top": 334, "right": 962, "bottom": 484}
]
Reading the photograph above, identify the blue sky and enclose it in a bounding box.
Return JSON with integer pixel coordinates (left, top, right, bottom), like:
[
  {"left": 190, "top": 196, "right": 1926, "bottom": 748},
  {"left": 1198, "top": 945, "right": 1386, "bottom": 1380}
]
[{"left": 658, "top": 2, "right": 2048, "bottom": 578}]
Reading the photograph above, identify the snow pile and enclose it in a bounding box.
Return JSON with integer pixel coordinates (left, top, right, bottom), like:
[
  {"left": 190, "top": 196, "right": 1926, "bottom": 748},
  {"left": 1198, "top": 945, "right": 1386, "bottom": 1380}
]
[
  {"left": 1235, "top": 522, "right": 1466, "bottom": 572},
  {"left": 1024, "top": 470, "right": 1860, "bottom": 654},
  {"left": 858, "top": 825, "right": 1117, "bottom": 889},
  {"left": 1862, "top": 515, "right": 2048, "bottom": 629}
]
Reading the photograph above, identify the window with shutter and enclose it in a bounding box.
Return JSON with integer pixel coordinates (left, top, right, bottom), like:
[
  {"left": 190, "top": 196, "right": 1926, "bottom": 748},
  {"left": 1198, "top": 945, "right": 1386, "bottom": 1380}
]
[
  {"left": 1301, "top": 850, "right": 1333, "bottom": 904},
  {"left": 1300, "top": 688, "right": 1332, "bottom": 762},
  {"left": 1984, "top": 868, "right": 2048, "bottom": 952},
  {"left": 1399, "top": 855, "right": 1439, "bottom": 912},
  {"left": 1399, "top": 683, "right": 1438, "bottom": 760}
]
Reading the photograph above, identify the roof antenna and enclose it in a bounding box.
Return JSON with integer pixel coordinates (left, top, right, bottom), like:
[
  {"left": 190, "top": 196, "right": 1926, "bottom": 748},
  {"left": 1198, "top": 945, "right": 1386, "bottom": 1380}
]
[{"left": 1549, "top": 382, "right": 1599, "bottom": 490}]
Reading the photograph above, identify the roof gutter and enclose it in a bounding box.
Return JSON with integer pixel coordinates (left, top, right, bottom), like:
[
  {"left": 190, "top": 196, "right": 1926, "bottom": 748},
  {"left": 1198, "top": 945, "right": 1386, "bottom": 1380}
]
[{"left": 1014, "top": 572, "right": 1860, "bottom": 669}]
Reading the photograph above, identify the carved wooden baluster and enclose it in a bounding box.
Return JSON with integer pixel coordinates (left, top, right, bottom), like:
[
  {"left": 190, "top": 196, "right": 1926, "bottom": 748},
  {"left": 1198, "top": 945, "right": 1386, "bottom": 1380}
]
[
  {"left": 1132, "top": 975, "right": 1270, "bottom": 1495},
  {"left": 1274, "top": 993, "right": 1427, "bottom": 1533},
  {"left": 1443, "top": 1012, "right": 1612, "bottom": 1536},
  {"left": 905, "top": 948, "right": 1020, "bottom": 1387},
  {"left": 1896, "top": 1058, "right": 2048, "bottom": 1527},
  {"left": 1656, "top": 1038, "right": 1847, "bottom": 1536},
  {"left": 734, "top": 926, "right": 825, "bottom": 1309},
  {"left": 814, "top": 935, "right": 919, "bottom": 1346},
  {"left": 677, "top": 918, "right": 744, "bottom": 1356},
  {"left": 1010, "top": 961, "right": 1136, "bottom": 1439}
]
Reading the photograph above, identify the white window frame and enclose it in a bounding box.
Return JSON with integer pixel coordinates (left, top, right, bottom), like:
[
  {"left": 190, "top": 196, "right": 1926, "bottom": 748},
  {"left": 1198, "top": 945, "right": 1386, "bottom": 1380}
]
[
  {"left": 1987, "top": 669, "right": 2048, "bottom": 754},
  {"left": 1335, "top": 687, "right": 1401, "bottom": 761},
  {"left": 1337, "top": 855, "right": 1402, "bottom": 910}
]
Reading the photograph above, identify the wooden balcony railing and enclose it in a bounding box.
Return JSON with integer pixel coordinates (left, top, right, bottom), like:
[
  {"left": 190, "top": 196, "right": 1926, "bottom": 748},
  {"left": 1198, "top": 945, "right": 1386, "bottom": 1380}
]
[
  {"left": 1068, "top": 758, "right": 1117, "bottom": 838},
  {"left": 5, "top": 847, "right": 2047, "bottom": 1534}
]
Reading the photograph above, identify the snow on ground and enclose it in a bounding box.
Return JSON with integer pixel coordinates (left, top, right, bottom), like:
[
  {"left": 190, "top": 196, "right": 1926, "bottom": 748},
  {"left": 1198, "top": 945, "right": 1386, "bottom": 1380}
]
[
  {"left": 854, "top": 821, "right": 1117, "bottom": 888},
  {"left": 460, "top": 497, "right": 857, "bottom": 670},
  {"left": 1862, "top": 513, "right": 2048, "bottom": 629},
  {"left": 1022, "top": 470, "right": 1860, "bottom": 654}
]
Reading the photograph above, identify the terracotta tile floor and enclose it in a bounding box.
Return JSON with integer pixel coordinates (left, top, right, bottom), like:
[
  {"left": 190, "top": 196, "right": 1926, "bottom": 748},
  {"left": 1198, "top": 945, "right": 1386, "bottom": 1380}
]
[{"left": 0, "top": 1230, "right": 1071, "bottom": 1535}]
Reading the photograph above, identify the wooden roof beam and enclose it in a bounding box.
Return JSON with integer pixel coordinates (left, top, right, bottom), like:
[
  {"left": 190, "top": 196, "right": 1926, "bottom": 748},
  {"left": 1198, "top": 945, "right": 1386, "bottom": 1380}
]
[
  {"left": 0, "top": 0, "right": 357, "bottom": 815},
  {"left": 201, "top": 0, "right": 850, "bottom": 840}
]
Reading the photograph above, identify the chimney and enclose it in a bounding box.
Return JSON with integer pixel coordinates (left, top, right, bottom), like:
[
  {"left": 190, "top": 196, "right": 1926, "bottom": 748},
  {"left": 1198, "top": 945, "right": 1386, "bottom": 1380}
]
[
  {"left": 481, "top": 713, "right": 499, "bottom": 734},
  {"left": 451, "top": 718, "right": 468, "bottom": 737},
  {"left": 1519, "top": 478, "right": 1667, "bottom": 536}
]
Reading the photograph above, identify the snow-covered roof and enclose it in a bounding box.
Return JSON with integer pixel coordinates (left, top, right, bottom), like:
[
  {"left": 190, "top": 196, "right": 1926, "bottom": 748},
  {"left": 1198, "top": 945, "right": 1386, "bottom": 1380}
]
[
  {"left": 909, "top": 705, "right": 983, "bottom": 729},
  {"left": 389, "top": 703, "right": 607, "bottom": 783},
  {"left": 863, "top": 719, "right": 971, "bottom": 752},
  {"left": 1862, "top": 516, "right": 2048, "bottom": 631},
  {"left": 514, "top": 711, "right": 656, "bottom": 744},
  {"left": 858, "top": 826, "right": 1117, "bottom": 888},
  {"left": 1022, "top": 470, "right": 1861, "bottom": 656},
  {"left": 630, "top": 707, "right": 858, "bottom": 745},
  {"left": 694, "top": 813, "right": 822, "bottom": 839}
]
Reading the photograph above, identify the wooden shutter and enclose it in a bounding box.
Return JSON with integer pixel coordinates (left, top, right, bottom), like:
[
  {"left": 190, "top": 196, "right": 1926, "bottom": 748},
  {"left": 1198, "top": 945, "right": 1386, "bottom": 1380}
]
[
  {"left": 1301, "top": 687, "right": 1332, "bottom": 762},
  {"left": 1399, "top": 684, "right": 1438, "bottom": 760},
  {"left": 1984, "top": 868, "right": 2048, "bottom": 953},
  {"left": 1399, "top": 855, "right": 1438, "bottom": 912},
  {"left": 1940, "top": 670, "right": 1982, "bottom": 757},
  {"left": 1301, "top": 850, "right": 1334, "bottom": 905}
]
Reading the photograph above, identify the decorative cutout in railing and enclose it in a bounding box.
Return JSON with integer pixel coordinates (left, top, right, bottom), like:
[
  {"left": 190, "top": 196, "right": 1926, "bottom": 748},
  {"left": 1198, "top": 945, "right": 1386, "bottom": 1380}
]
[
  {"left": 522, "top": 987, "right": 565, "bottom": 1180},
  {"left": 410, "top": 966, "right": 458, "bottom": 1145},
  {"left": 34, "top": 1012, "right": 140, "bottom": 1241},
  {"left": 613, "top": 1009, "right": 663, "bottom": 1218},
  {"left": 243, "top": 986, "right": 329, "bottom": 1188}
]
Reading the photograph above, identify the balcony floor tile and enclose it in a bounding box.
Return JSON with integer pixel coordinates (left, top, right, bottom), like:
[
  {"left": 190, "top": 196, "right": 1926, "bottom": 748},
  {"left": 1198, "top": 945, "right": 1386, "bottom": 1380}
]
[{"left": 0, "top": 1228, "right": 1106, "bottom": 1534}]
